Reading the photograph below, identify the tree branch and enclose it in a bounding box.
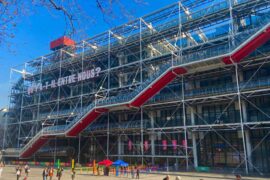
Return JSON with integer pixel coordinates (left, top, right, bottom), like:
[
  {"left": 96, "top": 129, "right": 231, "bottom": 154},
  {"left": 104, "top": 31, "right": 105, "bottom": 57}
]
[{"left": 48, "top": 0, "right": 75, "bottom": 35}]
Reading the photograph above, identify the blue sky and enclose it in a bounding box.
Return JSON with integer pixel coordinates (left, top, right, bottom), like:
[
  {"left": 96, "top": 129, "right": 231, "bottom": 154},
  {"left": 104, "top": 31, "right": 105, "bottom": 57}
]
[{"left": 0, "top": 0, "right": 178, "bottom": 108}]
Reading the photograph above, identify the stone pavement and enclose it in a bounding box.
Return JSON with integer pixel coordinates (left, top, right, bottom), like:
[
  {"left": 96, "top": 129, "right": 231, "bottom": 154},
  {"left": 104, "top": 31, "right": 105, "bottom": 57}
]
[{"left": 0, "top": 166, "right": 268, "bottom": 180}]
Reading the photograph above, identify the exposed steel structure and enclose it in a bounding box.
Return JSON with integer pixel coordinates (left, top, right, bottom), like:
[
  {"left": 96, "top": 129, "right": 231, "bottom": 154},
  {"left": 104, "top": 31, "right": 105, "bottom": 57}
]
[{"left": 4, "top": 0, "right": 270, "bottom": 175}]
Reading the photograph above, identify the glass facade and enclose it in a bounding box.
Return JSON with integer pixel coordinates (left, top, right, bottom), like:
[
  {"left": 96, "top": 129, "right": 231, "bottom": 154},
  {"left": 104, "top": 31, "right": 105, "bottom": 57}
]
[{"left": 197, "top": 132, "right": 244, "bottom": 168}]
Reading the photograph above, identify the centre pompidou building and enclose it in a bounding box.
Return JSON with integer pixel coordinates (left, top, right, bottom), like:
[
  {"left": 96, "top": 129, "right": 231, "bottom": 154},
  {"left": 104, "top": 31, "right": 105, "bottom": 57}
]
[{"left": 4, "top": 0, "right": 270, "bottom": 175}]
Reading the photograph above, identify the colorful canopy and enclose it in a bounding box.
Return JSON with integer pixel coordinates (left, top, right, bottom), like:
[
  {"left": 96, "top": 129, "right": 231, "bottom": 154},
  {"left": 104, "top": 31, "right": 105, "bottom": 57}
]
[
  {"left": 112, "top": 160, "right": 129, "bottom": 167},
  {"left": 98, "top": 159, "right": 113, "bottom": 166}
]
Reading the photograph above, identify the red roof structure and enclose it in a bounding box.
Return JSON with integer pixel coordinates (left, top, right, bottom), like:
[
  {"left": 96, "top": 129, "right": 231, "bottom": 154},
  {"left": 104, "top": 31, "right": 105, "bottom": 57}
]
[{"left": 50, "top": 36, "right": 75, "bottom": 51}]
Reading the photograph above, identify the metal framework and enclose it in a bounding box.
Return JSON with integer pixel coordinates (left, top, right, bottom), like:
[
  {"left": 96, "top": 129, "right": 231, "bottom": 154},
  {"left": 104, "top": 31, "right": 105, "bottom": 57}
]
[{"left": 3, "top": 0, "right": 270, "bottom": 176}]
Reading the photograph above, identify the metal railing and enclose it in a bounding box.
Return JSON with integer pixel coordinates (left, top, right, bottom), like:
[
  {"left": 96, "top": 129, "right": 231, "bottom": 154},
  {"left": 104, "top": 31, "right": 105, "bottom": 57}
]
[
  {"left": 87, "top": 120, "right": 151, "bottom": 132},
  {"left": 150, "top": 77, "right": 270, "bottom": 103}
]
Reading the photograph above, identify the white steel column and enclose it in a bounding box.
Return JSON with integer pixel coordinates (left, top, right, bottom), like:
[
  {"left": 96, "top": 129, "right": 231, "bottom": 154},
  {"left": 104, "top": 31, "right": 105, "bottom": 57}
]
[
  {"left": 54, "top": 137, "right": 57, "bottom": 165},
  {"left": 139, "top": 17, "right": 144, "bottom": 166},
  {"left": 17, "top": 63, "right": 27, "bottom": 148},
  {"left": 117, "top": 135, "right": 122, "bottom": 159},
  {"left": 56, "top": 50, "right": 63, "bottom": 126},
  {"left": 179, "top": 1, "right": 189, "bottom": 170},
  {"left": 242, "top": 100, "right": 248, "bottom": 123},
  {"left": 241, "top": 94, "right": 253, "bottom": 171},
  {"left": 182, "top": 76, "right": 189, "bottom": 170},
  {"left": 140, "top": 108, "right": 144, "bottom": 165},
  {"left": 108, "top": 31, "right": 111, "bottom": 97},
  {"left": 106, "top": 113, "right": 110, "bottom": 159},
  {"left": 78, "top": 134, "right": 81, "bottom": 164},
  {"left": 106, "top": 30, "right": 111, "bottom": 159},
  {"left": 150, "top": 112, "right": 155, "bottom": 164},
  {"left": 245, "top": 130, "right": 253, "bottom": 172},
  {"left": 235, "top": 64, "right": 249, "bottom": 174},
  {"left": 190, "top": 106, "right": 198, "bottom": 168},
  {"left": 139, "top": 18, "right": 143, "bottom": 83},
  {"left": 192, "top": 132, "right": 198, "bottom": 168},
  {"left": 190, "top": 107, "right": 195, "bottom": 125},
  {"left": 36, "top": 58, "right": 43, "bottom": 136},
  {"left": 229, "top": 0, "right": 249, "bottom": 173},
  {"left": 239, "top": 70, "right": 253, "bottom": 171},
  {"left": 80, "top": 41, "right": 85, "bottom": 110}
]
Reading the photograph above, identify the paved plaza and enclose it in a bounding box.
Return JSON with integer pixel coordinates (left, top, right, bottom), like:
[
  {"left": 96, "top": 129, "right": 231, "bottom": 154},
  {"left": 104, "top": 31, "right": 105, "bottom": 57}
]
[{"left": 0, "top": 166, "right": 268, "bottom": 180}]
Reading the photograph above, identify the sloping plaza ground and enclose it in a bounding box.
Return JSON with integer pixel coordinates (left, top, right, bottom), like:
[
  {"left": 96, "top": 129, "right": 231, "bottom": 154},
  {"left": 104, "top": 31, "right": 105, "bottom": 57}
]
[{"left": 0, "top": 166, "right": 268, "bottom": 180}]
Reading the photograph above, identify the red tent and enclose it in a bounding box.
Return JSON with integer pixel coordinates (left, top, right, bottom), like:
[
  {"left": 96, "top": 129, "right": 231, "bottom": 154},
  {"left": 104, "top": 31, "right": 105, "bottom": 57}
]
[{"left": 98, "top": 159, "right": 113, "bottom": 166}]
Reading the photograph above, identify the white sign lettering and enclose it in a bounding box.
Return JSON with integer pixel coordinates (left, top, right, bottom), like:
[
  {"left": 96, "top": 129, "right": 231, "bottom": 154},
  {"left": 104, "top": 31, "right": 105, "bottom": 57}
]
[{"left": 27, "top": 67, "right": 101, "bottom": 95}]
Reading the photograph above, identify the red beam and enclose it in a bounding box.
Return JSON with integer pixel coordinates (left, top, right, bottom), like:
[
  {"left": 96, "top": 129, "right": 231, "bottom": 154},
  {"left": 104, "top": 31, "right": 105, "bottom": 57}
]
[
  {"left": 66, "top": 108, "right": 108, "bottom": 136},
  {"left": 130, "top": 67, "right": 187, "bottom": 107},
  {"left": 20, "top": 136, "right": 51, "bottom": 158},
  {"left": 223, "top": 27, "right": 270, "bottom": 64}
]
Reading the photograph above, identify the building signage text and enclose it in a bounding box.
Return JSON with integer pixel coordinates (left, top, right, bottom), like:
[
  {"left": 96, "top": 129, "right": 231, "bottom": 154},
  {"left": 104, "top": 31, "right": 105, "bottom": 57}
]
[{"left": 27, "top": 67, "right": 101, "bottom": 95}]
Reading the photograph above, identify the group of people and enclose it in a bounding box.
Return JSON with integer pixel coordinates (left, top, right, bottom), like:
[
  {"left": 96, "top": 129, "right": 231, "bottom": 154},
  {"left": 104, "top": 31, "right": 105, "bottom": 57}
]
[
  {"left": 97, "top": 165, "right": 140, "bottom": 179},
  {"left": 15, "top": 164, "right": 30, "bottom": 180},
  {"left": 116, "top": 166, "right": 140, "bottom": 179},
  {"left": 10, "top": 163, "right": 243, "bottom": 180},
  {"left": 103, "top": 166, "right": 110, "bottom": 176},
  {"left": 130, "top": 167, "right": 140, "bottom": 179},
  {"left": 42, "top": 166, "right": 54, "bottom": 180},
  {"left": 42, "top": 167, "right": 65, "bottom": 180}
]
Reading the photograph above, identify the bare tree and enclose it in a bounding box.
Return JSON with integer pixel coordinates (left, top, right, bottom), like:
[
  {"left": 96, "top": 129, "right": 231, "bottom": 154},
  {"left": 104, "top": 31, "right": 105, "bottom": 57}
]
[
  {"left": 0, "top": 0, "right": 20, "bottom": 45},
  {"left": 0, "top": 0, "right": 146, "bottom": 44}
]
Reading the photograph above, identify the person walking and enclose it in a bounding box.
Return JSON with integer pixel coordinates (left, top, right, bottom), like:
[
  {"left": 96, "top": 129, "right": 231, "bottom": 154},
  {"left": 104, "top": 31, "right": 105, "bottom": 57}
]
[
  {"left": 16, "top": 168, "right": 21, "bottom": 180},
  {"left": 42, "top": 167, "right": 48, "bottom": 180},
  {"left": 124, "top": 167, "right": 127, "bottom": 177},
  {"left": 103, "top": 166, "right": 106, "bottom": 176},
  {"left": 24, "top": 164, "right": 30, "bottom": 180},
  {"left": 135, "top": 167, "right": 140, "bottom": 179},
  {"left": 120, "top": 167, "right": 123, "bottom": 177},
  {"left": 71, "top": 168, "right": 76, "bottom": 180},
  {"left": 131, "top": 167, "right": 135, "bottom": 179},
  {"left": 106, "top": 166, "right": 109, "bottom": 176},
  {"left": 56, "top": 167, "right": 64, "bottom": 180},
  {"left": 97, "top": 166, "right": 100, "bottom": 176},
  {"left": 48, "top": 167, "right": 54, "bottom": 180}
]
